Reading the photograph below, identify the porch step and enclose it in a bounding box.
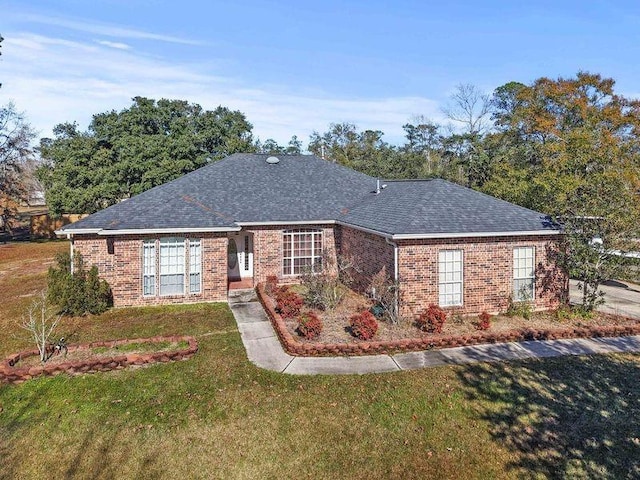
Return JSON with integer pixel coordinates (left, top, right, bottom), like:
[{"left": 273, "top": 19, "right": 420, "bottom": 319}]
[{"left": 228, "top": 288, "right": 257, "bottom": 304}]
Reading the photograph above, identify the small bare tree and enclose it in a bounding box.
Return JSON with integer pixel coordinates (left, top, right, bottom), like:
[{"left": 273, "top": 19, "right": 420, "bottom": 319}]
[
  {"left": 19, "top": 290, "right": 63, "bottom": 363},
  {"left": 300, "top": 253, "right": 358, "bottom": 311},
  {"left": 442, "top": 84, "right": 491, "bottom": 136},
  {"left": 369, "top": 268, "right": 401, "bottom": 324}
]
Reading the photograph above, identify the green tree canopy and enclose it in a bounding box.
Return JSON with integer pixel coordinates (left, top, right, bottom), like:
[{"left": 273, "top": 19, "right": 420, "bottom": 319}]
[{"left": 38, "top": 97, "right": 255, "bottom": 214}]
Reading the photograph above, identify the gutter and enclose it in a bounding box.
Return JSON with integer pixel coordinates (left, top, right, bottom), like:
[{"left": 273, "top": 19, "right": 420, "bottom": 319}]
[{"left": 390, "top": 230, "right": 562, "bottom": 240}]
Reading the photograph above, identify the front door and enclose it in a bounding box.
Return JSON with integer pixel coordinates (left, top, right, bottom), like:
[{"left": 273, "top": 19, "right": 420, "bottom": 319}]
[{"left": 227, "top": 233, "right": 253, "bottom": 280}]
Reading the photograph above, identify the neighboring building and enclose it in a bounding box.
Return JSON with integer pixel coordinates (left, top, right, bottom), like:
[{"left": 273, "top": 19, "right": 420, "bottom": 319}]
[{"left": 58, "top": 154, "right": 566, "bottom": 318}]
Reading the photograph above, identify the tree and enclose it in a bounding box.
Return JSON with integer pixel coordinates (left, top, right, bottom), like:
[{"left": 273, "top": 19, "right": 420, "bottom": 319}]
[
  {"left": 38, "top": 97, "right": 255, "bottom": 214},
  {"left": 308, "top": 123, "right": 403, "bottom": 178},
  {"left": 255, "top": 135, "right": 303, "bottom": 155},
  {"left": 19, "top": 290, "right": 63, "bottom": 363},
  {"left": 0, "top": 103, "right": 36, "bottom": 236},
  {"left": 443, "top": 84, "right": 492, "bottom": 136},
  {"left": 482, "top": 73, "right": 640, "bottom": 309},
  {"left": 401, "top": 116, "right": 443, "bottom": 177}
]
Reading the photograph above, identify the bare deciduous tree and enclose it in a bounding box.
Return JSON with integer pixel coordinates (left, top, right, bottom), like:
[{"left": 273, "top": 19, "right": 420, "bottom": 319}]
[
  {"left": 19, "top": 290, "right": 63, "bottom": 363},
  {"left": 443, "top": 84, "right": 492, "bottom": 136}
]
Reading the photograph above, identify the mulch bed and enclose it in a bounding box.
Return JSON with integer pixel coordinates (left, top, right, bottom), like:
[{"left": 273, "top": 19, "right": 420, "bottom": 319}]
[{"left": 258, "top": 283, "right": 640, "bottom": 357}]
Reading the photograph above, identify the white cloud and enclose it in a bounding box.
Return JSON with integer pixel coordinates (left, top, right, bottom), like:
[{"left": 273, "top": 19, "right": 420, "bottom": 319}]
[
  {"left": 1, "top": 32, "right": 445, "bottom": 146},
  {"left": 95, "top": 40, "right": 131, "bottom": 50},
  {"left": 12, "top": 13, "right": 205, "bottom": 45}
]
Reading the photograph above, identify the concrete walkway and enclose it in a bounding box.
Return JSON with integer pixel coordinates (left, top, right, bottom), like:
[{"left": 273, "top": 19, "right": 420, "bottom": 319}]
[{"left": 228, "top": 289, "right": 640, "bottom": 375}]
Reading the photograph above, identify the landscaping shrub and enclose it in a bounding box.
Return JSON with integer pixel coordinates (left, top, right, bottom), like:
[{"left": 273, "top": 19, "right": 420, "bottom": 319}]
[
  {"left": 349, "top": 311, "right": 378, "bottom": 340},
  {"left": 368, "top": 269, "right": 400, "bottom": 324},
  {"left": 506, "top": 295, "right": 532, "bottom": 320},
  {"left": 297, "top": 312, "right": 323, "bottom": 339},
  {"left": 265, "top": 275, "right": 278, "bottom": 296},
  {"left": 416, "top": 304, "right": 447, "bottom": 333},
  {"left": 300, "top": 266, "right": 344, "bottom": 311},
  {"left": 275, "top": 288, "right": 304, "bottom": 319},
  {"left": 475, "top": 311, "right": 492, "bottom": 331},
  {"left": 47, "top": 251, "right": 113, "bottom": 316}
]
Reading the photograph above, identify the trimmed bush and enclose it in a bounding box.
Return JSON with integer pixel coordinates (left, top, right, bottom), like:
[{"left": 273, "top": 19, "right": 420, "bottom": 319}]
[
  {"left": 47, "top": 251, "right": 113, "bottom": 316},
  {"left": 265, "top": 275, "right": 278, "bottom": 296},
  {"left": 476, "top": 311, "right": 492, "bottom": 331},
  {"left": 297, "top": 312, "right": 323, "bottom": 339},
  {"left": 349, "top": 311, "right": 378, "bottom": 340},
  {"left": 416, "top": 304, "right": 447, "bottom": 333},
  {"left": 275, "top": 288, "right": 303, "bottom": 319}
]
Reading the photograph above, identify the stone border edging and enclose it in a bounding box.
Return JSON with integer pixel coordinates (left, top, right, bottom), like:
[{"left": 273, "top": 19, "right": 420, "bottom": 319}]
[
  {"left": 256, "top": 283, "right": 640, "bottom": 357},
  {"left": 0, "top": 335, "right": 198, "bottom": 384}
]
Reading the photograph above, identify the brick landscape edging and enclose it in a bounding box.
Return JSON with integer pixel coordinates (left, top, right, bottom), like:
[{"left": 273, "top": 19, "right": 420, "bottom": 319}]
[
  {"left": 256, "top": 283, "right": 640, "bottom": 357},
  {"left": 0, "top": 335, "right": 198, "bottom": 384}
]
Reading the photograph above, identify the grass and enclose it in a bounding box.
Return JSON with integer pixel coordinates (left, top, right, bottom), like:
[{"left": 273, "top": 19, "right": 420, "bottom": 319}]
[{"left": 1, "top": 242, "right": 639, "bottom": 479}]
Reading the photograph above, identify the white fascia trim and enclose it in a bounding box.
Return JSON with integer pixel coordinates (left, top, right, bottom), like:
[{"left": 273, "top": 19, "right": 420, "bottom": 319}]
[
  {"left": 391, "top": 230, "right": 562, "bottom": 240},
  {"left": 97, "top": 227, "right": 241, "bottom": 235},
  {"left": 54, "top": 228, "right": 101, "bottom": 236},
  {"left": 236, "top": 220, "right": 336, "bottom": 226}
]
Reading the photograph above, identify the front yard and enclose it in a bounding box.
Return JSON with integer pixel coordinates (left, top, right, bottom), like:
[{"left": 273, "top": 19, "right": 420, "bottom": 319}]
[{"left": 1, "top": 242, "right": 639, "bottom": 479}]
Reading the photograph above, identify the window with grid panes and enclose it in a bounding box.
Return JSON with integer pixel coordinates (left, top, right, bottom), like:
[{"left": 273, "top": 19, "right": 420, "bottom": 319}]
[
  {"left": 159, "top": 237, "right": 185, "bottom": 295},
  {"left": 513, "top": 247, "right": 535, "bottom": 302},
  {"left": 142, "top": 240, "right": 156, "bottom": 296},
  {"left": 189, "top": 239, "right": 201, "bottom": 294},
  {"left": 282, "top": 229, "right": 323, "bottom": 275},
  {"left": 438, "top": 250, "right": 463, "bottom": 306}
]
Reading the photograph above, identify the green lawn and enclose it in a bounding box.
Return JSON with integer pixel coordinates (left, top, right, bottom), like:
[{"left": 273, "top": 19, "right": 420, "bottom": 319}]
[{"left": 1, "top": 242, "right": 639, "bottom": 479}]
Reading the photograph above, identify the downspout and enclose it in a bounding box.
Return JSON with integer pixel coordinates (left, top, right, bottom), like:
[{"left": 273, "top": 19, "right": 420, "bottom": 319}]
[
  {"left": 385, "top": 237, "right": 399, "bottom": 318},
  {"left": 67, "top": 233, "right": 74, "bottom": 274}
]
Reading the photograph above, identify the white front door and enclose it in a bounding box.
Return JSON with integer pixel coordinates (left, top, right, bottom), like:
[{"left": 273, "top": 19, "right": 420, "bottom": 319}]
[{"left": 228, "top": 233, "right": 253, "bottom": 280}]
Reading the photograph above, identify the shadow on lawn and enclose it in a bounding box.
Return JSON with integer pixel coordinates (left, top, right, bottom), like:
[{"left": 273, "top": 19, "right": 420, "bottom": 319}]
[{"left": 457, "top": 354, "right": 640, "bottom": 479}]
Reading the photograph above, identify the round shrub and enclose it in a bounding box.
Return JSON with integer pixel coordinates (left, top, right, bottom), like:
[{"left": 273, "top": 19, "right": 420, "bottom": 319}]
[
  {"left": 416, "top": 304, "right": 447, "bottom": 333},
  {"left": 350, "top": 311, "right": 378, "bottom": 340},
  {"left": 275, "top": 288, "right": 303, "bottom": 319},
  {"left": 475, "top": 311, "right": 492, "bottom": 331},
  {"left": 297, "top": 312, "right": 323, "bottom": 340}
]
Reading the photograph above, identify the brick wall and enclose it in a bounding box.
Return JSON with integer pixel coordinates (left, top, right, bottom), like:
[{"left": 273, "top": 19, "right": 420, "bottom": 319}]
[
  {"left": 73, "top": 233, "right": 228, "bottom": 307},
  {"left": 73, "top": 227, "right": 567, "bottom": 315},
  {"left": 247, "top": 224, "right": 338, "bottom": 285},
  {"left": 337, "top": 225, "right": 395, "bottom": 294},
  {"left": 396, "top": 235, "right": 567, "bottom": 319}
]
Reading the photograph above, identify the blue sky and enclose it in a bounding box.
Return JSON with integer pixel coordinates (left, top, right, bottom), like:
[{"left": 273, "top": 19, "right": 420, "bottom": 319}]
[{"left": 2, "top": 0, "right": 639, "bottom": 146}]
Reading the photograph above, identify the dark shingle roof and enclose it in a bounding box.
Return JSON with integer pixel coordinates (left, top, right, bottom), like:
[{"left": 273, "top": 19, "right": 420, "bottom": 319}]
[
  {"left": 338, "top": 179, "right": 558, "bottom": 236},
  {"left": 62, "top": 154, "right": 558, "bottom": 237},
  {"left": 64, "top": 154, "right": 376, "bottom": 231}
]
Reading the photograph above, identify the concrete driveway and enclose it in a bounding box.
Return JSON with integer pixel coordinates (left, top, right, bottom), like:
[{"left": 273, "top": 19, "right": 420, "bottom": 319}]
[{"left": 570, "top": 279, "right": 640, "bottom": 319}]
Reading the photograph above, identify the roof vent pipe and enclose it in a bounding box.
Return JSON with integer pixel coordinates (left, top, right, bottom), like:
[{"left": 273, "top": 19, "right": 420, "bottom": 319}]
[{"left": 376, "top": 179, "right": 380, "bottom": 195}]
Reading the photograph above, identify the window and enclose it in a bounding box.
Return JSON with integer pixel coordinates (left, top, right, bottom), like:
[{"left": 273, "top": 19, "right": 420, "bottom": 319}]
[
  {"left": 439, "top": 250, "right": 463, "bottom": 307},
  {"left": 513, "top": 247, "right": 535, "bottom": 302},
  {"left": 142, "top": 238, "right": 202, "bottom": 297},
  {"left": 282, "top": 229, "right": 323, "bottom": 275},
  {"left": 142, "top": 240, "right": 156, "bottom": 296},
  {"left": 160, "top": 237, "right": 185, "bottom": 295},
  {"left": 190, "top": 239, "right": 202, "bottom": 294}
]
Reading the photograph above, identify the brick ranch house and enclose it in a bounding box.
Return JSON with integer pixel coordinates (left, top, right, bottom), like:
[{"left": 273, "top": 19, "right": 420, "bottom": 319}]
[{"left": 58, "top": 153, "right": 567, "bottom": 318}]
